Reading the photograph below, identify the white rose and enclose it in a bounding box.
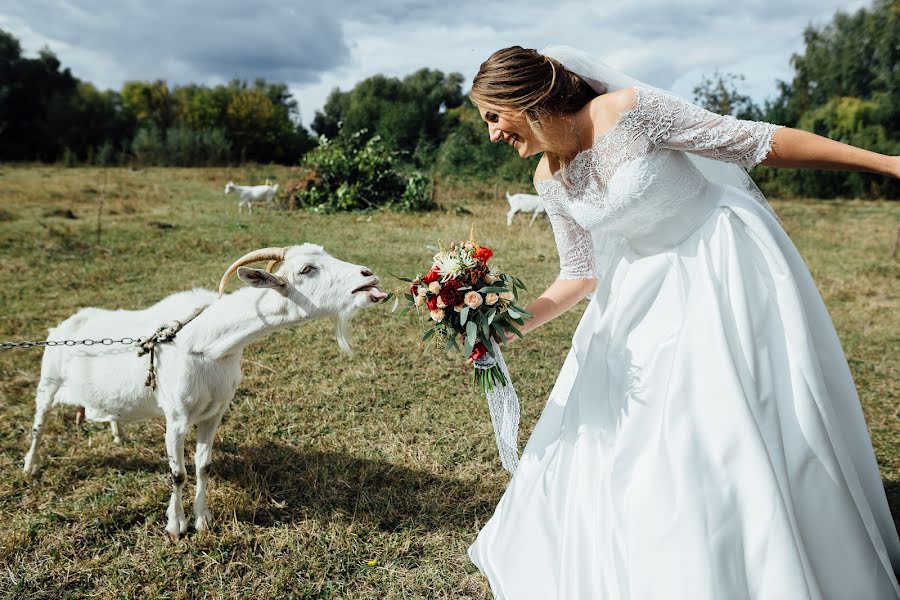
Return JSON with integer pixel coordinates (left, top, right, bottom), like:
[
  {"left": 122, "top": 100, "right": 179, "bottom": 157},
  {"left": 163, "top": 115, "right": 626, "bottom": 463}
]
[
  {"left": 485, "top": 293, "right": 499, "bottom": 305},
  {"left": 430, "top": 309, "right": 445, "bottom": 321},
  {"left": 417, "top": 286, "right": 427, "bottom": 297},
  {"left": 428, "top": 281, "right": 441, "bottom": 294},
  {"left": 464, "top": 291, "right": 483, "bottom": 309}
]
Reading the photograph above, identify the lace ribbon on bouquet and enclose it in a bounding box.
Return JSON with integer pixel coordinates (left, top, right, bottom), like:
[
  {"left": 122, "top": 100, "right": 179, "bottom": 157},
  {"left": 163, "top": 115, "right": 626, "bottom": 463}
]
[{"left": 473, "top": 339, "right": 520, "bottom": 473}]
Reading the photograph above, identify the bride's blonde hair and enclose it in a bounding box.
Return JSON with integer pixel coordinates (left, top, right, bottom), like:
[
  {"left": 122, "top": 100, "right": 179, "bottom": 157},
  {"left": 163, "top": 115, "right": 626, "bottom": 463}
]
[{"left": 469, "top": 46, "right": 603, "bottom": 165}]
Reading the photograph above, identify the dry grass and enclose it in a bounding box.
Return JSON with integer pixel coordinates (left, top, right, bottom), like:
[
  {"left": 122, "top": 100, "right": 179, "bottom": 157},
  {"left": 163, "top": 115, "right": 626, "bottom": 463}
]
[{"left": 0, "top": 166, "right": 897, "bottom": 599}]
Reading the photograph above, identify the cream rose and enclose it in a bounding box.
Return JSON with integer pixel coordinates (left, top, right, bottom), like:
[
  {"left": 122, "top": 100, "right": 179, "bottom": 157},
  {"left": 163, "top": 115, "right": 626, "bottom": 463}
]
[
  {"left": 453, "top": 304, "right": 464, "bottom": 312},
  {"left": 417, "top": 286, "right": 427, "bottom": 297},
  {"left": 484, "top": 273, "right": 498, "bottom": 284},
  {"left": 414, "top": 294, "right": 425, "bottom": 307},
  {"left": 436, "top": 297, "right": 447, "bottom": 309},
  {"left": 500, "top": 291, "right": 514, "bottom": 301},
  {"left": 485, "top": 293, "right": 499, "bottom": 305},
  {"left": 428, "top": 281, "right": 442, "bottom": 294},
  {"left": 430, "top": 308, "right": 445, "bottom": 321},
  {"left": 464, "top": 291, "right": 483, "bottom": 309}
]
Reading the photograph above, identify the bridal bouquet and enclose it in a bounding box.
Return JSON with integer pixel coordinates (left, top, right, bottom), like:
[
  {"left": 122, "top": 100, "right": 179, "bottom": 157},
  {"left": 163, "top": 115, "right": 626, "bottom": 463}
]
[{"left": 397, "top": 228, "right": 531, "bottom": 393}]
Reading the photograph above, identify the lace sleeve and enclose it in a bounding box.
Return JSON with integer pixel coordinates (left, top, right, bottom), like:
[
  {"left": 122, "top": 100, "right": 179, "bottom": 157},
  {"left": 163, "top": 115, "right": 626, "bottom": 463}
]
[
  {"left": 536, "top": 183, "right": 596, "bottom": 280},
  {"left": 633, "top": 86, "right": 782, "bottom": 169}
]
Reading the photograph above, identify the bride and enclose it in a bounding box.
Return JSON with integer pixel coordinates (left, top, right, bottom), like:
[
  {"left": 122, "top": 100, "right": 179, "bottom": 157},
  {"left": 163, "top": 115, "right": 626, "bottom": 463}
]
[{"left": 465, "top": 45, "right": 900, "bottom": 599}]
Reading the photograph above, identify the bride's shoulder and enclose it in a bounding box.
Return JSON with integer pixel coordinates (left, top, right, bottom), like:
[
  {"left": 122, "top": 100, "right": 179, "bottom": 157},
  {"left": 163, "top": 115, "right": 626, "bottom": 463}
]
[
  {"left": 586, "top": 87, "right": 640, "bottom": 133},
  {"left": 533, "top": 154, "right": 554, "bottom": 184}
]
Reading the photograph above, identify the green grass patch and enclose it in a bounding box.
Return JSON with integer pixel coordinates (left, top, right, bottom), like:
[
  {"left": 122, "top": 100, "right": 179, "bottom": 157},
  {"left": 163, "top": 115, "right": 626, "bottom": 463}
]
[{"left": 0, "top": 166, "right": 897, "bottom": 598}]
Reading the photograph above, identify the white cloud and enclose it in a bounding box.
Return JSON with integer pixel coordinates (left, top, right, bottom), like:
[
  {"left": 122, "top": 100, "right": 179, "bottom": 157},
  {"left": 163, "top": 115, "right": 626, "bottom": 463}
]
[{"left": 0, "top": 0, "right": 873, "bottom": 127}]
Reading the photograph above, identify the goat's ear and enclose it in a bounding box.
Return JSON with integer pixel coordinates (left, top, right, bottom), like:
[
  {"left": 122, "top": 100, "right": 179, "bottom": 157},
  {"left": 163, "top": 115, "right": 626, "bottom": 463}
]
[{"left": 237, "top": 267, "right": 285, "bottom": 290}]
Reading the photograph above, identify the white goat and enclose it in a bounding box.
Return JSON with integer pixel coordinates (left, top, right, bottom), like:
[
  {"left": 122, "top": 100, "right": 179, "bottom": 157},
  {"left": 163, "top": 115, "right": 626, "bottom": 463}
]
[
  {"left": 224, "top": 181, "right": 279, "bottom": 215},
  {"left": 24, "top": 244, "right": 387, "bottom": 539},
  {"left": 505, "top": 191, "right": 546, "bottom": 226}
]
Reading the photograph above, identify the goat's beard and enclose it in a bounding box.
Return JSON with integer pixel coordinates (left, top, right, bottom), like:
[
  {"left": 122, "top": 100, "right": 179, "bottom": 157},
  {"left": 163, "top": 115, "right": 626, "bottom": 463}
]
[{"left": 335, "top": 311, "right": 355, "bottom": 355}]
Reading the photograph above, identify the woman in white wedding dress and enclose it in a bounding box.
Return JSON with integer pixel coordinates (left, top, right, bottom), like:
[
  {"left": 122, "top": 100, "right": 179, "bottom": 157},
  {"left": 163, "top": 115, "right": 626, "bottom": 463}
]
[{"left": 465, "top": 45, "right": 900, "bottom": 599}]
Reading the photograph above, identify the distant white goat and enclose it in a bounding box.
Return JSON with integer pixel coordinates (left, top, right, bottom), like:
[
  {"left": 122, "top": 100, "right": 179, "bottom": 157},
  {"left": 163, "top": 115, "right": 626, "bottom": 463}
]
[
  {"left": 224, "top": 181, "right": 279, "bottom": 215},
  {"left": 24, "top": 244, "right": 387, "bottom": 539},
  {"left": 505, "top": 191, "right": 546, "bottom": 226}
]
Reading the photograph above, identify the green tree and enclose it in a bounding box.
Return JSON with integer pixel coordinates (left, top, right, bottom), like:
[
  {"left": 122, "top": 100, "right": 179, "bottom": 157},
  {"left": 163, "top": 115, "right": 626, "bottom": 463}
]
[
  {"left": 310, "top": 69, "right": 464, "bottom": 165},
  {"left": 435, "top": 101, "right": 537, "bottom": 183},
  {"left": 759, "top": 0, "right": 898, "bottom": 198},
  {"left": 692, "top": 71, "right": 762, "bottom": 120}
]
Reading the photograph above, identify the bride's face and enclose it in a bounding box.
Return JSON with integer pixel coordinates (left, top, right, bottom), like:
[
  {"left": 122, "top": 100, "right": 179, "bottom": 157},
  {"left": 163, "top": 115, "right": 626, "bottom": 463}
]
[{"left": 478, "top": 106, "right": 538, "bottom": 157}]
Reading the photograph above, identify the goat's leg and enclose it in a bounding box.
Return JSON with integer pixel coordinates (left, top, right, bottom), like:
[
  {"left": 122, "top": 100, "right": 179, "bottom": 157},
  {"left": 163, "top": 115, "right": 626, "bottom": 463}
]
[
  {"left": 529, "top": 211, "right": 539, "bottom": 226},
  {"left": 23, "top": 379, "right": 58, "bottom": 475},
  {"left": 507, "top": 210, "right": 515, "bottom": 227},
  {"left": 110, "top": 421, "right": 124, "bottom": 445},
  {"left": 164, "top": 415, "right": 189, "bottom": 539},
  {"left": 193, "top": 410, "right": 225, "bottom": 532}
]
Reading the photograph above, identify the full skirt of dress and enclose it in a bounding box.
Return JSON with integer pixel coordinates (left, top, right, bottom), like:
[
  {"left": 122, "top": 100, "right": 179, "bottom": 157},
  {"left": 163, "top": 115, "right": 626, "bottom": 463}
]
[{"left": 468, "top": 189, "right": 900, "bottom": 599}]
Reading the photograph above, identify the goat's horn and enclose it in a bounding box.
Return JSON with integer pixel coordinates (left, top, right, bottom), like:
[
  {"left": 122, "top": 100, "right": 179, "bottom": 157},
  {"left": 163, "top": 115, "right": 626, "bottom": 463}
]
[
  {"left": 265, "top": 259, "right": 281, "bottom": 273},
  {"left": 218, "top": 247, "right": 287, "bottom": 297}
]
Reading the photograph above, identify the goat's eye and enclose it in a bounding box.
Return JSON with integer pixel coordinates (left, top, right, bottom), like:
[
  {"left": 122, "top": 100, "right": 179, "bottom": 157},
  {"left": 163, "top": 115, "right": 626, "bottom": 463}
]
[{"left": 299, "top": 265, "right": 315, "bottom": 275}]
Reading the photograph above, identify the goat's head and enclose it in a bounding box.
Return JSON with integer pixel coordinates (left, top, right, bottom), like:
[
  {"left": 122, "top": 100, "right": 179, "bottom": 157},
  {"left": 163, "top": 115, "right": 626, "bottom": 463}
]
[
  {"left": 224, "top": 181, "right": 235, "bottom": 194},
  {"left": 217, "top": 244, "right": 388, "bottom": 353}
]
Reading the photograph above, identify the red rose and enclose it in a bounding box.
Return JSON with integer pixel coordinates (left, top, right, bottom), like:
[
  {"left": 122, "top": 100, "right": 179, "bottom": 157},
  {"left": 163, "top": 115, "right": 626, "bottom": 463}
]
[
  {"left": 440, "top": 278, "right": 465, "bottom": 307},
  {"left": 426, "top": 296, "right": 438, "bottom": 310},
  {"left": 474, "top": 246, "right": 493, "bottom": 262},
  {"left": 410, "top": 284, "right": 418, "bottom": 297},
  {"left": 422, "top": 268, "right": 440, "bottom": 284},
  {"left": 470, "top": 340, "right": 488, "bottom": 361}
]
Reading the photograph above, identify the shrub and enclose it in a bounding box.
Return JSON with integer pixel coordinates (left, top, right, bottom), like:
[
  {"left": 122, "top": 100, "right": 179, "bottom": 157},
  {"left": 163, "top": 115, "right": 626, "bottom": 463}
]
[{"left": 293, "top": 130, "right": 436, "bottom": 212}]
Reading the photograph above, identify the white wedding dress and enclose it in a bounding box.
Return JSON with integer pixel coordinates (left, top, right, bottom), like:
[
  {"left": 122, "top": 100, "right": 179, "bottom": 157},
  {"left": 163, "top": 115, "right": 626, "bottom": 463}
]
[{"left": 468, "top": 86, "right": 900, "bottom": 599}]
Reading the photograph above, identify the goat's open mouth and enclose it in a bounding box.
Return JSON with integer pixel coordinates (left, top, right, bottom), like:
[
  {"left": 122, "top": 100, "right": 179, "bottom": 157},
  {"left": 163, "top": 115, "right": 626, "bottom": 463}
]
[{"left": 352, "top": 283, "right": 388, "bottom": 302}]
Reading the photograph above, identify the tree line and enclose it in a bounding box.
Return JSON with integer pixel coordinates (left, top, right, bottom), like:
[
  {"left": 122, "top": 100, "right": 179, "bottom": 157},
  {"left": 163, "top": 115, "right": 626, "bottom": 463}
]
[{"left": 0, "top": 0, "right": 896, "bottom": 198}]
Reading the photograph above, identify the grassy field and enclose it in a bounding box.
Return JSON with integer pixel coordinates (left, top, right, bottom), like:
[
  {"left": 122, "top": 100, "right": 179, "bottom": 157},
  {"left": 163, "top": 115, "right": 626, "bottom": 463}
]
[{"left": 0, "top": 165, "right": 897, "bottom": 599}]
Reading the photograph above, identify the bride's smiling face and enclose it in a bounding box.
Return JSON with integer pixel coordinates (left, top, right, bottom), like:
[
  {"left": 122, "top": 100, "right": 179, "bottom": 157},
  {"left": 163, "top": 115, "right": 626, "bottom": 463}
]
[{"left": 478, "top": 106, "right": 538, "bottom": 157}]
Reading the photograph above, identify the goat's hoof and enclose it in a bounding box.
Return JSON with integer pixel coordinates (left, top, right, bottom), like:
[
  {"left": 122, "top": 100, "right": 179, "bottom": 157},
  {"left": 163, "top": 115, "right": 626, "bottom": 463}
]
[
  {"left": 165, "top": 517, "right": 188, "bottom": 540},
  {"left": 23, "top": 458, "right": 39, "bottom": 477},
  {"left": 194, "top": 511, "right": 212, "bottom": 533}
]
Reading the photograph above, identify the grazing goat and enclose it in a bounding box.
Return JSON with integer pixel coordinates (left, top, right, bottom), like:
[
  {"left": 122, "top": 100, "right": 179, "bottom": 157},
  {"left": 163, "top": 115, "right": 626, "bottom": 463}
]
[
  {"left": 24, "top": 244, "right": 387, "bottom": 539},
  {"left": 505, "top": 191, "right": 546, "bottom": 226},
  {"left": 224, "top": 181, "right": 279, "bottom": 215}
]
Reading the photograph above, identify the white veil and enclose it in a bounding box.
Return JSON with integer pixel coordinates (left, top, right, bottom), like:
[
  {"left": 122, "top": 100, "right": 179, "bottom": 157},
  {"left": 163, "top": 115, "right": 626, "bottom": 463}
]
[{"left": 539, "top": 45, "right": 779, "bottom": 221}]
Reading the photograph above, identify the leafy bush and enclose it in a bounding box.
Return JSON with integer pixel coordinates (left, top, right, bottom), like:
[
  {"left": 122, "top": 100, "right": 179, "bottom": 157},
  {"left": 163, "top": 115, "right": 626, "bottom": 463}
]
[
  {"left": 130, "top": 125, "right": 232, "bottom": 166},
  {"left": 94, "top": 141, "right": 117, "bottom": 166},
  {"left": 293, "top": 130, "right": 436, "bottom": 212},
  {"left": 165, "top": 127, "right": 231, "bottom": 166},
  {"left": 131, "top": 124, "right": 165, "bottom": 165}
]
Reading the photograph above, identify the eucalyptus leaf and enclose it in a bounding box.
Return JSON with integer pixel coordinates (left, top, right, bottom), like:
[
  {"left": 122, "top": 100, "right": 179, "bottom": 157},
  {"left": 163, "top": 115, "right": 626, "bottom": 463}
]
[{"left": 465, "top": 321, "right": 477, "bottom": 354}]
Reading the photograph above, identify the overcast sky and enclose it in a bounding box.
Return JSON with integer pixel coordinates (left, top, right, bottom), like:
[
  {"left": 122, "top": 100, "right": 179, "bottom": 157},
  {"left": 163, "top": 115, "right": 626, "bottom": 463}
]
[{"left": 0, "top": 0, "right": 871, "bottom": 128}]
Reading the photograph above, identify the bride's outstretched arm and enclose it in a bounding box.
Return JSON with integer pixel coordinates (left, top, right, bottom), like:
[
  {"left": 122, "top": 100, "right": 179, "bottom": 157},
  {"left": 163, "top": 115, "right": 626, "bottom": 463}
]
[
  {"left": 762, "top": 128, "right": 900, "bottom": 177},
  {"left": 517, "top": 277, "right": 597, "bottom": 336}
]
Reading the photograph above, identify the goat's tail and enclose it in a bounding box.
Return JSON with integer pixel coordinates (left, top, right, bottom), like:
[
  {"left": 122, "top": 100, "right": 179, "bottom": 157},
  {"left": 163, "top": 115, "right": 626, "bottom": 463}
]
[{"left": 505, "top": 191, "right": 512, "bottom": 201}]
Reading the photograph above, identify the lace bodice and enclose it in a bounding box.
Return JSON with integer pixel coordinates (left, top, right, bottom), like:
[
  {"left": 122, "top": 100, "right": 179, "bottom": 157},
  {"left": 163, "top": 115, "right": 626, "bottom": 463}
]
[{"left": 536, "top": 86, "right": 782, "bottom": 279}]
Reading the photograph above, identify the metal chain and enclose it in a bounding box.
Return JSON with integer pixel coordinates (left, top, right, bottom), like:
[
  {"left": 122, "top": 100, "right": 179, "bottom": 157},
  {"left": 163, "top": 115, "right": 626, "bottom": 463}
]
[{"left": 1, "top": 337, "right": 143, "bottom": 350}]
